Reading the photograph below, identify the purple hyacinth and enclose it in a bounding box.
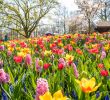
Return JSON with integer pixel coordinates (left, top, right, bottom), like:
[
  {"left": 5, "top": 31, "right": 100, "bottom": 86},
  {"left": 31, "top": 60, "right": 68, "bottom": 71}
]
[{"left": 35, "top": 78, "right": 49, "bottom": 100}]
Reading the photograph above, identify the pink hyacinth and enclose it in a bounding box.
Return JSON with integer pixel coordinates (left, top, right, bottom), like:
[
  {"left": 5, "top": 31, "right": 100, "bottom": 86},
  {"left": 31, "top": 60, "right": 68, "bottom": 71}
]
[
  {"left": 71, "top": 63, "right": 79, "bottom": 78},
  {"left": 0, "top": 69, "right": 10, "bottom": 83},
  {"left": 25, "top": 54, "right": 32, "bottom": 65},
  {"left": 0, "top": 45, "right": 4, "bottom": 51},
  {"left": 101, "top": 50, "right": 106, "bottom": 60},
  {"left": 35, "top": 78, "right": 49, "bottom": 100}
]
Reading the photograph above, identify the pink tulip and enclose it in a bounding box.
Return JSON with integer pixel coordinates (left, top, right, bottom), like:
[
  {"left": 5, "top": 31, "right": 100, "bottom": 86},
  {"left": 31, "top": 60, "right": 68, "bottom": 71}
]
[
  {"left": 7, "top": 51, "right": 12, "bottom": 56},
  {"left": 0, "top": 45, "right": 4, "bottom": 51},
  {"left": 25, "top": 54, "right": 32, "bottom": 65},
  {"left": 35, "top": 58, "right": 42, "bottom": 72},
  {"left": 58, "top": 58, "right": 66, "bottom": 67}
]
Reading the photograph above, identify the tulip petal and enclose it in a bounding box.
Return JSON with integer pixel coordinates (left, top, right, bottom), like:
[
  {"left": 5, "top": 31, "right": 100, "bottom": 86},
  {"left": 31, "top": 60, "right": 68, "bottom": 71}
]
[
  {"left": 91, "top": 83, "right": 101, "bottom": 92},
  {"left": 89, "top": 77, "right": 96, "bottom": 89}
]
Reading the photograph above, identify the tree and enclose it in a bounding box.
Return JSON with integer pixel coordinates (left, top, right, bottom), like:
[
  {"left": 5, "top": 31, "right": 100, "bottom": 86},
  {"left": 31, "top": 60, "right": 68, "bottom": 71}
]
[
  {"left": 95, "top": 0, "right": 110, "bottom": 21},
  {"left": 1, "top": 0, "right": 58, "bottom": 38},
  {"left": 75, "top": 0, "right": 102, "bottom": 34},
  {"left": 53, "top": 5, "right": 69, "bottom": 34}
]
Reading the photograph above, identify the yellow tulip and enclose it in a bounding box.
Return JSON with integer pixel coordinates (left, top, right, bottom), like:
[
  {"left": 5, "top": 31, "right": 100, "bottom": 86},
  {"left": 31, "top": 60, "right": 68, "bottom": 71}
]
[
  {"left": 58, "top": 43, "right": 64, "bottom": 47},
  {"left": 64, "top": 54, "right": 74, "bottom": 61},
  {"left": 44, "top": 50, "right": 52, "bottom": 56},
  {"left": 76, "top": 77, "right": 101, "bottom": 93},
  {"left": 39, "top": 90, "right": 67, "bottom": 100},
  {"left": 17, "top": 52, "right": 26, "bottom": 58}
]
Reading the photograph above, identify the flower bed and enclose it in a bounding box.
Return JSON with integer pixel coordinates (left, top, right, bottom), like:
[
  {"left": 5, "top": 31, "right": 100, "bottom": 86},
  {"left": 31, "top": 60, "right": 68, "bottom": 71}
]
[{"left": 0, "top": 33, "right": 110, "bottom": 100}]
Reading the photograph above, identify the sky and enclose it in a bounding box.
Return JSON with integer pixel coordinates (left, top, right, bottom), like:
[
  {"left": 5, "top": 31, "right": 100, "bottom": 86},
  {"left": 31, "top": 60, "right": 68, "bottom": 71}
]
[
  {"left": 59, "top": 0, "right": 78, "bottom": 11},
  {"left": 43, "top": 0, "right": 78, "bottom": 24}
]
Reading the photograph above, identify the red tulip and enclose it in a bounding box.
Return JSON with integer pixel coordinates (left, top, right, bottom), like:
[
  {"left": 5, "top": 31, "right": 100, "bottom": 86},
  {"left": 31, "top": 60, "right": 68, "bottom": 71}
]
[
  {"left": 89, "top": 48, "right": 99, "bottom": 54},
  {"left": 43, "top": 63, "right": 50, "bottom": 70},
  {"left": 100, "top": 70, "right": 108, "bottom": 76},
  {"left": 98, "top": 64, "right": 104, "bottom": 69},
  {"left": 58, "top": 63, "right": 64, "bottom": 70},
  {"left": 14, "top": 56, "right": 23, "bottom": 63}
]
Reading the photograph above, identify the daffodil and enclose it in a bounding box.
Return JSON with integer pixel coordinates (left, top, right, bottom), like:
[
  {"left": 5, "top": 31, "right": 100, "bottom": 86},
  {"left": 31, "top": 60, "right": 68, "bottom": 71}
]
[
  {"left": 76, "top": 77, "right": 101, "bottom": 93},
  {"left": 39, "top": 90, "right": 67, "bottom": 100}
]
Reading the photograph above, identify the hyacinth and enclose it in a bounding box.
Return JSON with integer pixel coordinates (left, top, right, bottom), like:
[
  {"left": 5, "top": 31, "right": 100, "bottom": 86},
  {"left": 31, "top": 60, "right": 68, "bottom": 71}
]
[
  {"left": 100, "top": 50, "right": 106, "bottom": 60},
  {"left": 0, "top": 69, "right": 10, "bottom": 83},
  {"left": 0, "top": 45, "right": 5, "bottom": 51},
  {"left": 71, "top": 63, "right": 79, "bottom": 78},
  {"left": 25, "top": 54, "right": 32, "bottom": 65},
  {"left": 36, "top": 78, "right": 49, "bottom": 100}
]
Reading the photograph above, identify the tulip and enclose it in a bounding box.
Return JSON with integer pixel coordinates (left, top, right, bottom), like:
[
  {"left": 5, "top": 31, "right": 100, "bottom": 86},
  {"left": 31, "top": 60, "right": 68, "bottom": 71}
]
[
  {"left": 39, "top": 90, "right": 67, "bottom": 100},
  {"left": 36, "top": 78, "right": 49, "bottom": 100},
  {"left": 64, "top": 54, "right": 74, "bottom": 62},
  {"left": 76, "top": 77, "right": 101, "bottom": 93},
  {"left": 58, "top": 58, "right": 66, "bottom": 67},
  {"left": 58, "top": 63, "right": 64, "bottom": 70},
  {"left": 43, "top": 63, "right": 50, "bottom": 70},
  {"left": 25, "top": 54, "right": 32, "bottom": 65},
  {"left": 97, "top": 63, "right": 104, "bottom": 69},
  {"left": 100, "top": 70, "right": 108, "bottom": 77},
  {"left": 7, "top": 51, "right": 12, "bottom": 56},
  {"left": 13, "top": 56, "right": 23, "bottom": 63},
  {"left": 89, "top": 48, "right": 99, "bottom": 54},
  {"left": 0, "top": 45, "right": 4, "bottom": 51},
  {"left": 44, "top": 50, "right": 52, "bottom": 56},
  {"left": 35, "top": 58, "right": 43, "bottom": 72}
]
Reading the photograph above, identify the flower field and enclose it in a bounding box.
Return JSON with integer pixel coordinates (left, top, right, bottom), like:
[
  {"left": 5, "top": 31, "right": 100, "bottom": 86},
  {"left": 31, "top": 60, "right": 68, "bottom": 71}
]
[{"left": 0, "top": 33, "right": 110, "bottom": 100}]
